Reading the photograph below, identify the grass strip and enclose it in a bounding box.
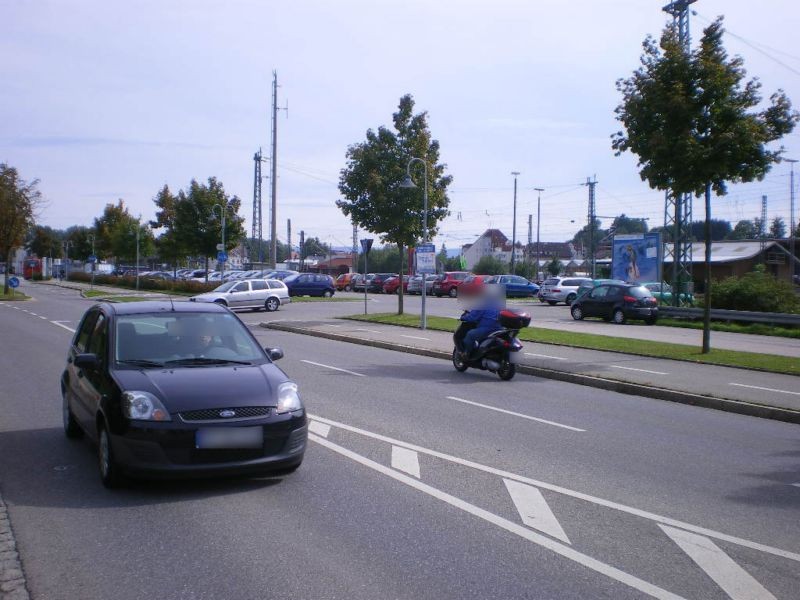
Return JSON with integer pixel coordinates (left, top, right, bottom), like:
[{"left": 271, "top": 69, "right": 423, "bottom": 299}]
[
  {"left": 0, "top": 292, "right": 30, "bottom": 301},
  {"left": 656, "top": 317, "right": 800, "bottom": 339},
  {"left": 343, "top": 313, "right": 799, "bottom": 376}
]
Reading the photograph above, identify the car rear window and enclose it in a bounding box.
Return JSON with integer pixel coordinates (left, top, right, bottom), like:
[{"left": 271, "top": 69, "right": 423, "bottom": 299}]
[
  {"left": 543, "top": 278, "right": 559, "bottom": 286},
  {"left": 562, "top": 279, "right": 586, "bottom": 286},
  {"left": 628, "top": 286, "right": 653, "bottom": 298}
]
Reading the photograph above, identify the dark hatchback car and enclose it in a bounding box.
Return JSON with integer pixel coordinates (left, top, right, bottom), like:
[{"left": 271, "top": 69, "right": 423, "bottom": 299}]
[
  {"left": 61, "top": 301, "right": 307, "bottom": 487},
  {"left": 569, "top": 283, "right": 659, "bottom": 325},
  {"left": 283, "top": 273, "right": 335, "bottom": 297}
]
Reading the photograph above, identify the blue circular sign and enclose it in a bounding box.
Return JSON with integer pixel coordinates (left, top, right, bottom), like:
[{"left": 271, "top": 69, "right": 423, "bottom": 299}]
[
  {"left": 88, "top": 255, "right": 97, "bottom": 263},
  {"left": 217, "top": 251, "right": 228, "bottom": 263},
  {"left": 8, "top": 276, "right": 20, "bottom": 289}
]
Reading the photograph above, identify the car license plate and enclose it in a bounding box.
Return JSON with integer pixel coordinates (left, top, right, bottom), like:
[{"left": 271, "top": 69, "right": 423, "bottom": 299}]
[{"left": 196, "top": 427, "right": 263, "bottom": 449}]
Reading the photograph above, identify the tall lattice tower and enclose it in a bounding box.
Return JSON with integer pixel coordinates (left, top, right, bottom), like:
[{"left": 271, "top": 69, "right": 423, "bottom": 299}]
[
  {"left": 662, "top": 0, "right": 697, "bottom": 305},
  {"left": 252, "top": 149, "right": 264, "bottom": 264}
]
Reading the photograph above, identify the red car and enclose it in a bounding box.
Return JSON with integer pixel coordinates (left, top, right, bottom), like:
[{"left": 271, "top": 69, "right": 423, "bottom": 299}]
[
  {"left": 383, "top": 275, "right": 409, "bottom": 294},
  {"left": 432, "top": 271, "right": 472, "bottom": 297},
  {"left": 457, "top": 274, "right": 487, "bottom": 297}
]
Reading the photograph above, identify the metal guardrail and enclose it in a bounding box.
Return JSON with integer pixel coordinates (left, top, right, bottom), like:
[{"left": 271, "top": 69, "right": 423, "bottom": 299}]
[{"left": 659, "top": 306, "right": 800, "bottom": 327}]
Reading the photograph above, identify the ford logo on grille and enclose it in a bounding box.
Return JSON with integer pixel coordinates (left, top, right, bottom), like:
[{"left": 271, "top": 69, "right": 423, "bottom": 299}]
[{"left": 219, "top": 410, "right": 236, "bottom": 418}]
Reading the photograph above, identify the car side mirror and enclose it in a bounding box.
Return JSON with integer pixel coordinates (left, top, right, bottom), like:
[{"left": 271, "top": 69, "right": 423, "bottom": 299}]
[
  {"left": 266, "top": 347, "right": 284, "bottom": 361},
  {"left": 74, "top": 353, "right": 100, "bottom": 370}
]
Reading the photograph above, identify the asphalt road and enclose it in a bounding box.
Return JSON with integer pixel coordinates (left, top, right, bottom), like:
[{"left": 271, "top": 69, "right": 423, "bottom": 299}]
[{"left": 1, "top": 283, "right": 799, "bottom": 599}]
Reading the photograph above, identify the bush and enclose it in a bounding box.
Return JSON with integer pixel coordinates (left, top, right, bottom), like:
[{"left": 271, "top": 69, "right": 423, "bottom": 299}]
[
  {"left": 65, "top": 272, "right": 217, "bottom": 295},
  {"left": 473, "top": 255, "right": 507, "bottom": 275},
  {"left": 709, "top": 270, "right": 800, "bottom": 313}
]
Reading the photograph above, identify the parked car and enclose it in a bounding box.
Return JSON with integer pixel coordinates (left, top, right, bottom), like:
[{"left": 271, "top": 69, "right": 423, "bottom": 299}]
[
  {"left": 485, "top": 274, "right": 540, "bottom": 298},
  {"left": 407, "top": 274, "right": 438, "bottom": 295},
  {"left": 539, "top": 276, "right": 592, "bottom": 305},
  {"left": 369, "top": 273, "right": 398, "bottom": 293},
  {"left": 432, "top": 271, "right": 472, "bottom": 297},
  {"left": 335, "top": 273, "right": 357, "bottom": 292},
  {"left": 284, "top": 273, "right": 336, "bottom": 297},
  {"left": 352, "top": 274, "right": 373, "bottom": 293},
  {"left": 642, "top": 282, "right": 694, "bottom": 305},
  {"left": 190, "top": 278, "right": 290, "bottom": 312},
  {"left": 575, "top": 279, "right": 627, "bottom": 300},
  {"left": 382, "top": 275, "right": 409, "bottom": 294},
  {"left": 457, "top": 274, "right": 487, "bottom": 296},
  {"left": 260, "top": 270, "right": 299, "bottom": 281},
  {"left": 61, "top": 300, "right": 307, "bottom": 487},
  {"left": 569, "top": 283, "right": 659, "bottom": 325}
]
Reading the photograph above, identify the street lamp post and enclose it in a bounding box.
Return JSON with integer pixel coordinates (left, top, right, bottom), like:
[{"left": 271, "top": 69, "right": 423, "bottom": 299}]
[
  {"left": 534, "top": 187, "right": 544, "bottom": 281},
  {"left": 62, "top": 241, "right": 72, "bottom": 281},
  {"left": 786, "top": 158, "right": 798, "bottom": 283},
  {"left": 511, "top": 172, "right": 520, "bottom": 273},
  {"left": 400, "top": 157, "right": 429, "bottom": 330},
  {"left": 212, "top": 203, "right": 229, "bottom": 280},
  {"left": 87, "top": 233, "right": 96, "bottom": 289},
  {"left": 130, "top": 220, "right": 141, "bottom": 291}
]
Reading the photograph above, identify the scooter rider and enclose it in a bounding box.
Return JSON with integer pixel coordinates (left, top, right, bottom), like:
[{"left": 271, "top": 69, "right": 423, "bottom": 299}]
[{"left": 460, "top": 299, "right": 503, "bottom": 360}]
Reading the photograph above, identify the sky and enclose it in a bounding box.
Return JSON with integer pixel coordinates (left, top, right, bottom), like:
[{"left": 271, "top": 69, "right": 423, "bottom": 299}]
[{"left": 2, "top": 0, "right": 799, "bottom": 255}]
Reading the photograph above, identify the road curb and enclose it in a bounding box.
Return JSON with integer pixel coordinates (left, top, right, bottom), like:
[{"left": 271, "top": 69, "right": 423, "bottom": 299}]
[
  {"left": 261, "top": 321, "right": 800, "bottom": 425},
  {"left": 0, "top": 495, "right": 30, "bottom": 600}
]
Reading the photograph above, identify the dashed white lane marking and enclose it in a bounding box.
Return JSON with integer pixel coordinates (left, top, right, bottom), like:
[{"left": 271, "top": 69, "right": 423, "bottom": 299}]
[
  {"left": 310, "top": 433, "right": 684, "bottom": 600},
  {"left": 400, "top": 334, "right": 431, "bottom": 341},
  {"left": 610, "top": 365, "right": 668, "bottom": 375},
  {"left": 791, "top": 483, "right": 800, "bottom": 488},
  {"left": 659, "top": 525, "right": 776, "bottom": 600},
  {"left": 391, "top": 446, "right": 420, "bottom": 478},
  {"left": 38, "top": 316, "right": 47, "bottom": 320},
  {"left": 504, "top": 479, "right": 571, "bottom": 544},
  {"left": 353, "top": 328, "right": 382, "bottom": 334},
  {"left": 308, "top": 421, "right": 331, "bottom": 438},
  {"left": 308, "top": 414, "right": 800, "bottom": 564},
  {"left": 446, "top": 396, "right": 585, "bottom": 432},
  {"left": 300, "top": 359, "right": 365, "bottom": 377},
  {"left": 729, "top": 383, "right": 800, "bottom": 397},
  {"left": 28, "top": 312, "right": 37, "bottom": 316},
  {"left": 525, "top": 352, "right": 568, "bottom": 361},
  {"left": 50, "top": 321, "right": 76, "bottom": 333}
]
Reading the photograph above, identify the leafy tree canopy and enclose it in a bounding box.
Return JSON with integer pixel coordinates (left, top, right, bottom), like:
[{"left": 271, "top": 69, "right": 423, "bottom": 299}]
[
  {"left": 769, "top": 216, "right": 787, "bottom": 238},
  {"left": 26, "top": 225, "right": 62, "bottom": 258},
  {"left": 1, "top": 164, "right": 40, "bottom": 293},
  {"left": 690, "top": 219, "right": 731, "bottom": 241}
]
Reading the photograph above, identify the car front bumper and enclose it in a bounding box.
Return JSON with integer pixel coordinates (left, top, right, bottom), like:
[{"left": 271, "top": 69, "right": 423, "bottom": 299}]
[{"left": 111, "top": 412, "right": 308, "bottom": 478}]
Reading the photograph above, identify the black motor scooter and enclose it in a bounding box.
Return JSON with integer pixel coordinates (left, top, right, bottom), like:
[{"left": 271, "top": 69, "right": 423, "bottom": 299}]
[{"left": 452, "top": 309, "right": 530, "bottom": 381}]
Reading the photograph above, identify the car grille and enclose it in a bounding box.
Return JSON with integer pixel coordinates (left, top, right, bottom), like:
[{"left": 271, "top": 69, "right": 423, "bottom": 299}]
[{"left": 179, "top": 406, "right": 271, "bottom": 422}]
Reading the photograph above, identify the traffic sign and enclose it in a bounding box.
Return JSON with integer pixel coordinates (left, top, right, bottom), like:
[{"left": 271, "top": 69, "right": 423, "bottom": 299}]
[
  {"left": 360, "top": 238, "right": 373, "bottom": 254},
  {"left": 216, "top": 243, "right": 224, "bottom": 251},
  {"left": 88, "top": 255, "right": 97, "bottom": 263},
  {"left": 416, "top": 243, "right": 436, "bottom": 274},
  {"left": 217, "top": 251, "right": 228, "bottom": 263},
  {"left": 8, "top": 276, "right": 20, "bottom": 289}
]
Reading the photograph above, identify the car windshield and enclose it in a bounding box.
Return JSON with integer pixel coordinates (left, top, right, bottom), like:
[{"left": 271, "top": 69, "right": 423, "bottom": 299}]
[
  {"left": 213, "top": 281, "right": 238, "bottom": 292},
  {"left": 115, "top": 312, "right": 267, "bottom": 367}
]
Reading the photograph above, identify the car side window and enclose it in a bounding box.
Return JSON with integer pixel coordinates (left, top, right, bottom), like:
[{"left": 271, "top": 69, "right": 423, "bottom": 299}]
[
  {"left": 232, "top": 282, "right": 249, "bottom": 293},
  {"left": 251, "top": 280, "right": 267, "bottom": 291},
  {"left": 591, "top": 287, "right": 609, "bottom": 299},
  {"left": 607, "top": 286, "right": 622, "bottom": 298},
  {"left": 267, "top": 280, "right": 283, "bottom": 289},
  {"left": 86, "top": 313, "right": 108, "bottom": 361},
  {"left": 75, "top": 310, "right": 99, "bottom": 352}
]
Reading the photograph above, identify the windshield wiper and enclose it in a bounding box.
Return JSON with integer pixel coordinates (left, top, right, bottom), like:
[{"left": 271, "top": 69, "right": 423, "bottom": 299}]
[
  {"left": 164, "top": 357, "right": 253, "bottom": 366},
  {"left": 117, "top": 359, "right": 165, "bottom": 369}
]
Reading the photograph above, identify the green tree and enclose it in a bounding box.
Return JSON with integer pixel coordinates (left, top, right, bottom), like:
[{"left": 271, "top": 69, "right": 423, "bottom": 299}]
[
  {"left": 690, "top": 219, "right": 731, "bottom": 241},
  {"left": 26, "top": 225, "right": 63, "bottom": 259},
  {"left": 338, "top": 94, "right": 452, "bottom": 314},
  {"left": 93, "top": 200, "right": 130, "bottom": 259},
  {"left": 571, "top": 218, "right": 606, "bottom": 260},
  {"left": 150, "top": 185, "right": 185, "bottom": 275},
  {"left": 611, "top": 214, "right": 649, "bottom": 235},
  {"left": 472, "top": 255, "right": 506, "bottom": 275},
  {"left": 1, "top": 164, "right": 40, "bottom": 293},
  {"left": 302, "top": 236, "right": 329, "bottom": 257},
  {"left": 728, "top": 219, "right": 758, "bottom": 240},
  {"left": 173, "top": 177, "right": 246, "bottom": 277},
  {"left": 545, "top": 256, "right": 563, "bottom": 276},
  {"left": 769, "top": 216, "right": 787, "bottom": 238},
  {"left": 612, "top": 17, "right": 797, "bottom": 352},
  {"left": 63, "top": 226, "right": 94, "bottom": 263}
]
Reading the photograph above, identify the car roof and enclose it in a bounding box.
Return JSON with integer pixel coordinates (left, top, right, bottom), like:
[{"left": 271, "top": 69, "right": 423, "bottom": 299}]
[{"left": 101, "top": 300, "right": 229, "bottom": 316}]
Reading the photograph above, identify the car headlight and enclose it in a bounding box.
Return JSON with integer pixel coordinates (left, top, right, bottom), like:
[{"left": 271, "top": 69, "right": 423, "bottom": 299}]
[
  {"left": 122, "top": 391, "right": 172, "bottom": 422},
  {"left": 276, "top": 382, "right": 303, "bottom": 414}
]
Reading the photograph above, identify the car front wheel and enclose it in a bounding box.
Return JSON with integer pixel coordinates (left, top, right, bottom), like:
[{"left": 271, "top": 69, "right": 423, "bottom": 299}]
[
  {"left": 322, "top": 290, "right": 333, "bottom": 298},
  {"left": 98, "top": 422, "right": 122, "bottom": 489},
  {"left": 449, "top": 287, "right": 458, "bottom": 298},
  {"left": 571, "top": 305, "right": 584, "bottom": 320}
]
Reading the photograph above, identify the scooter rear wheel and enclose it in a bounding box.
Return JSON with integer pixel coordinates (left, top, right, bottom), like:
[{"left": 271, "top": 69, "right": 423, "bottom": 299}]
[
  {"left": 497, "top": 360, "right": 516, "bottom": 381},
  {"left": 452, "top": 348, "right": 469, "bottom": 372}
]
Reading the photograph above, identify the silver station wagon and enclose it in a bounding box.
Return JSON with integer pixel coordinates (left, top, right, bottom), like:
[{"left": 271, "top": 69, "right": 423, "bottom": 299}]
[{"left": 190, "top": 279, "right": 290, "bottom": 312}]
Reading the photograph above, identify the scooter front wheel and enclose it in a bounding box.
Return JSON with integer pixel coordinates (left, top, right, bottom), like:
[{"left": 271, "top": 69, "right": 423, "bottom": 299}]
[
  {"left": 497, "top": 360, "right": 516, "bottom": 381},
  {"left": 452, "top": 348, "right": 469, "bottom": 372}
]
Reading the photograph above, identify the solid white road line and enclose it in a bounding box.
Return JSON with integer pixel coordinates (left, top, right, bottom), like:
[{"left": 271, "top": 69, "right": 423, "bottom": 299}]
[
  {"left": 300, "top": 359, "right": 365, "bottom": 377},
  {"left": 400, "top": 334, "right": 431, "bottom": 341},
  {"left": 50, "top": 321, "right": 76, "bottom": 333},
  {"left": 525, "top": 352, "right": 568, "bottom": 361},
  {"left": 729, "top": 383, "right": 800, "bottom": 397},
  {"left": 791, "top": 483, "right": 800, "bottom": 488},
  {"left": 504, "top": 479, "right": 571, "bottom": 544},
  {"left": 391, "top": 446, "right": 420, "bottom": 478},
  {"left": 610, "top": 365, "right": 668, "bottom": 375},
  {"left": 446, "top": 396, "right": 586, "bottom": 432},
  {"left": 307, "top": 414, "right": 800, "bottom": 564},
  {"left": 659, "top": 525, "right": 776, "bottom": 600},
  {"left": 308, "top": 421, "right": 331, "bottom": 438},
  {"left": 309, "top": 433, "right": 685, "bottom": 600}
]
